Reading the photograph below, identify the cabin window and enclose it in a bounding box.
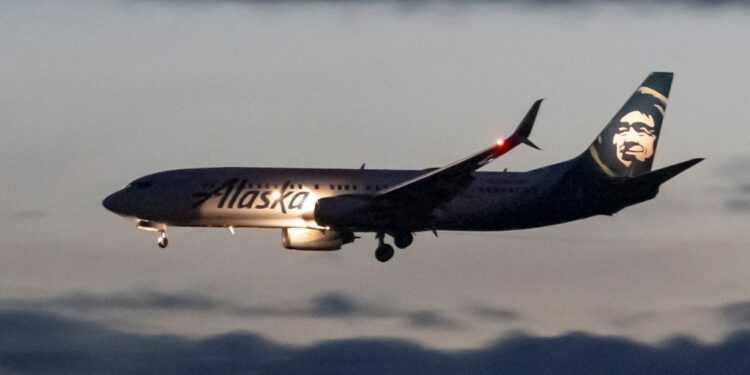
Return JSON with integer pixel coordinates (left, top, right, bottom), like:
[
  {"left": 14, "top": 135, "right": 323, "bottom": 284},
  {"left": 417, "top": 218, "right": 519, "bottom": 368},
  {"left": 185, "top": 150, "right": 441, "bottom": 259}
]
[
  {"left": 344, "top": 185, "right": 349, "bottom": 190},
  {"left": 337, "top": 185, "right": 342, "bottom": 190},
  {"left": 353, "top": 185, "right": 357, "bottom": 190},
  {"left": 314, "top": 184, "right": 319, "bottom": 190}
]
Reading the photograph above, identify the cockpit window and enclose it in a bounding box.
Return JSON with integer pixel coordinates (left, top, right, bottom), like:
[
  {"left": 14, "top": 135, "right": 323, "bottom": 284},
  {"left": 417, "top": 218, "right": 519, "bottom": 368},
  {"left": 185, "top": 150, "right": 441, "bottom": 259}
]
[{"left": 127, "top": 181, "right": 153, "bottom": 190}]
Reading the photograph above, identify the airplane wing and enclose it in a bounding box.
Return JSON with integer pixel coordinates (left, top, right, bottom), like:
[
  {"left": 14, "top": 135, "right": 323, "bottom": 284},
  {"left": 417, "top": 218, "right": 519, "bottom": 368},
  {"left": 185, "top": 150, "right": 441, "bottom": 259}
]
[{"left": 374, "top": 99, "right": 543, "bottom": 212}]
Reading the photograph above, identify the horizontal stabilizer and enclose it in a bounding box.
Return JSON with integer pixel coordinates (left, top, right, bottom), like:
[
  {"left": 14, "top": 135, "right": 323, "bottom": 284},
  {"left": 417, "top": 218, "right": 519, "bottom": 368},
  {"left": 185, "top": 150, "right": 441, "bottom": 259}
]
[{"left": 624, "top": 158, "right": 704, "bottom": 187}]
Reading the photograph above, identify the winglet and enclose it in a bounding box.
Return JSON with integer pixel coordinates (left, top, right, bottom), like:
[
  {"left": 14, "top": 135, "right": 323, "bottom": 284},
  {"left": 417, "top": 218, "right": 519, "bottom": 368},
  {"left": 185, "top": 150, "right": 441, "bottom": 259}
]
[
  {"left": 376, "top": 99, "right": 545, "bottom": 199},
  {"left": 521, "top": 138, "right": 542, "bottom": 151},
  {"left": 509, "top": 99, "right": 543, "bottom": 150}
]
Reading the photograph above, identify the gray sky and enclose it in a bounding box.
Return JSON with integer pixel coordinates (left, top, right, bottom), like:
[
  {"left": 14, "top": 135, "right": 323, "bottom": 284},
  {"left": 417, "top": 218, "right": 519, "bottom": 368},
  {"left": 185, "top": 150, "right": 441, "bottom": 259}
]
[{"left": 2, "top": 0, "right": 750, "bottom": 371}]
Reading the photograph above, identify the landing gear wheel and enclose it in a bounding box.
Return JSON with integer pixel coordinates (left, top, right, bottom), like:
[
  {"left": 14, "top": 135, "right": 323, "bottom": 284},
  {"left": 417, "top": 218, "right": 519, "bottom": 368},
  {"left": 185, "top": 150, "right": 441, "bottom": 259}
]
[
  {"left": 393, "top": 232, "right": 413, "bottom": 249},
  {"left": 157, "top": 232, "right": 168, "bottom": 248},
  {"left": 375, "top": 244, "right": 394, "bottom": 263}
]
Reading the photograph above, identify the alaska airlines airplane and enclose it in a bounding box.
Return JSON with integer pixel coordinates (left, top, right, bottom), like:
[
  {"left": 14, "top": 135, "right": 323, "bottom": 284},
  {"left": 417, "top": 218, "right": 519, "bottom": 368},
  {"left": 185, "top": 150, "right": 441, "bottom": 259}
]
[{"left": 103, "top": 72, "right": 702, "bottom": 262}]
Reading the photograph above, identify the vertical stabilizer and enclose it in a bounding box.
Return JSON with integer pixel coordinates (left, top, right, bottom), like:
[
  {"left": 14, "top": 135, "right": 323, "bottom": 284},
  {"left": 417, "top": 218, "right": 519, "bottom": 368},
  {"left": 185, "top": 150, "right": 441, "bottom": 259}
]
[{"left": 587, "top": 72, "right": 673, "bottom": 177}]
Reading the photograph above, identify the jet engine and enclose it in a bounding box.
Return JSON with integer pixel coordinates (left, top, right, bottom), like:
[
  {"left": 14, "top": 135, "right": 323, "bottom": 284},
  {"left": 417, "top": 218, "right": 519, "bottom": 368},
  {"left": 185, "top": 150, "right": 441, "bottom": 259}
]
[{"left": 282, "top": 228, "right": 354, "bottom": 251}]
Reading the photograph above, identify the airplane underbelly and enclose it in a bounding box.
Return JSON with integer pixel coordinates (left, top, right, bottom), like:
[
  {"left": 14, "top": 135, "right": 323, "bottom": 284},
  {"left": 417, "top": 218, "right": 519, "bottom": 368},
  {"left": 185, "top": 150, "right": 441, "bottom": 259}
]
[{"left": 431, "top": 193, "right": 549, "bottom": 231}]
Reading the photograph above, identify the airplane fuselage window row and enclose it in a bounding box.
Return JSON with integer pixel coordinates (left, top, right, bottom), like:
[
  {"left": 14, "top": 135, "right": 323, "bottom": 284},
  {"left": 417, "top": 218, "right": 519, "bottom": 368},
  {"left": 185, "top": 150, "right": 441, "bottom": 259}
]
[
  {"left": 199, "top": 180, "right": 531, "bottom": 192},
  {"left": 200, "top": 181, "right": 396, "bottom": 192},
  {"left": 477, "top": 186, "right": 537, "bottom": 194}
]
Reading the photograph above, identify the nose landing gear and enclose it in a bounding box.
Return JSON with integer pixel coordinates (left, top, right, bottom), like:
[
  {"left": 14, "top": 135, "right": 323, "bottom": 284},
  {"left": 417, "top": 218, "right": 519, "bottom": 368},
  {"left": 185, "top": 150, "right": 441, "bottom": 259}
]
[
  {"left": 136, "top": 221, "right": 169, "bottom": 249},
  {"left": 157, "top": 231, "right": 168, "bottom": 249}
]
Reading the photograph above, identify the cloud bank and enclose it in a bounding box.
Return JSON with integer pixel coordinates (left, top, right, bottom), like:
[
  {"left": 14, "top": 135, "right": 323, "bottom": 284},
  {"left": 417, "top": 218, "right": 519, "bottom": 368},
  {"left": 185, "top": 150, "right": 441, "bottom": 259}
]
[
  {"left": 3, "top": 308, "right": 750, "bottom": 374},
  {"left": 139, "top": 0, "right": 750, "bottom": 5},
  {"left": 721, "top": 157, "right": 750, "bottom": 213},
  {"left": 0, "top": 290, "right": 507, "bottom": 330}
]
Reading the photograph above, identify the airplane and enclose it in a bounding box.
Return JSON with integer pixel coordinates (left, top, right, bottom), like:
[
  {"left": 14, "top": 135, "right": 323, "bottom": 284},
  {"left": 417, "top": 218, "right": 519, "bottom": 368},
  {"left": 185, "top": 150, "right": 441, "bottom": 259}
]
[{"left": 103, "top": 72, "right": 702, "bottom": 262}]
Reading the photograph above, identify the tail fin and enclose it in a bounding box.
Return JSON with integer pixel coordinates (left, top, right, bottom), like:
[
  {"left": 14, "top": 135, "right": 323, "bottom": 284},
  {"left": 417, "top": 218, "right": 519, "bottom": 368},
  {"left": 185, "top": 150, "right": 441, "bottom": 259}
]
[{"left": 586, "top": 72, "right": 673, "bottom": 177}]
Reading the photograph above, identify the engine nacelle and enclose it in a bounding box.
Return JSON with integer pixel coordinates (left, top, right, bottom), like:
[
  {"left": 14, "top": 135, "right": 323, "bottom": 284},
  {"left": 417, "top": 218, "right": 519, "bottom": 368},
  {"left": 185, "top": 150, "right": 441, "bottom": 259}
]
[{"left": 281, "top": 228, "right": 354, "bottom": 251}]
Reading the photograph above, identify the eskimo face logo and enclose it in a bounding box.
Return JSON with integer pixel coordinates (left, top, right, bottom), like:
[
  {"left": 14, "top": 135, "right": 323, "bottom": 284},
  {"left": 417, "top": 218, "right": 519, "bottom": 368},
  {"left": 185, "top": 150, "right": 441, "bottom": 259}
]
[{"left": 613, "top": 111, "right": 657, "bottom": 167}]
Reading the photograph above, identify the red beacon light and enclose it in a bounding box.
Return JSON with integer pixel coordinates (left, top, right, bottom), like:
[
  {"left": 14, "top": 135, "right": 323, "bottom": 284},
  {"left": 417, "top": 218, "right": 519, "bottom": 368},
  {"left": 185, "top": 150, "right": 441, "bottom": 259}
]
[{"left": 496, "top": 138, "right": 505, "bottom": 147}]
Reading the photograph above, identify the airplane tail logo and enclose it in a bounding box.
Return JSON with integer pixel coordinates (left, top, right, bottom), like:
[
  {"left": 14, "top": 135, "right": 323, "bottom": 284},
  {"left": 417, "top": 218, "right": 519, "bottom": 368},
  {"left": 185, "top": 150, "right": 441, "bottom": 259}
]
[{"left": 587, "top": 72, "right": 672, "bottom": 177}]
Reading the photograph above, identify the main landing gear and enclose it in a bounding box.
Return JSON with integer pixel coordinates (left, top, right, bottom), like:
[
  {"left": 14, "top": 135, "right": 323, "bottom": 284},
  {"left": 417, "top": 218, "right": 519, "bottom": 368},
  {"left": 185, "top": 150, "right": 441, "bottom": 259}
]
[
  {"left": 374, "top": 231, "right": 414, "bottom": 263},
  {"left": 393, "top": 232, "right": 413, "bottom": 249},
  {"left": 375, "top": 233, "right": 394, "bottom": 263}
]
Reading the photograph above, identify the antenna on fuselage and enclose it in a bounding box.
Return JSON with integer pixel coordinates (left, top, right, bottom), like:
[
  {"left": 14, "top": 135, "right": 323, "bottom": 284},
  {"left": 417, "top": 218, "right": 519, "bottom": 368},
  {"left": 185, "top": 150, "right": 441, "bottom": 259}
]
[{"left": 360, "top": 163, "right": 366, "bottom": 170}]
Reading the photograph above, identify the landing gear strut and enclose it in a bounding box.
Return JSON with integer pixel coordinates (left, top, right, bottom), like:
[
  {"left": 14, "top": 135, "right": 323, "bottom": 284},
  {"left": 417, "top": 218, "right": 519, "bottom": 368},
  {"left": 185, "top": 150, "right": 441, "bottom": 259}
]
[
  {"left": 374, "top": 232, "right": 394, "bottom": 263},
  {"left": 157, "top": 231, "right": 168, "bottom": 248},
  {"left": 136, "top": 221, "right": 169, "bottom": 249}
]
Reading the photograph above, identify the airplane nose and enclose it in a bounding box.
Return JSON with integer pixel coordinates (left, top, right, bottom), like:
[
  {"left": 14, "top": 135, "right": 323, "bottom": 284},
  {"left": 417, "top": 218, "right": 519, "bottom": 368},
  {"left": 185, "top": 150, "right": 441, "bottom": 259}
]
[{"left": 103, "top": 191, "right": 127, "bottom": 216}]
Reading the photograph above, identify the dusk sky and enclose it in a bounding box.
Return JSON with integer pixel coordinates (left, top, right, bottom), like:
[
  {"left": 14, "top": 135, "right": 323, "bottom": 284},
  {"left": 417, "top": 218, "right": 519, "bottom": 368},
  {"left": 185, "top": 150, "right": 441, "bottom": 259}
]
[{"left": 2, "top": 0, "right": 750, "bottom": 372}]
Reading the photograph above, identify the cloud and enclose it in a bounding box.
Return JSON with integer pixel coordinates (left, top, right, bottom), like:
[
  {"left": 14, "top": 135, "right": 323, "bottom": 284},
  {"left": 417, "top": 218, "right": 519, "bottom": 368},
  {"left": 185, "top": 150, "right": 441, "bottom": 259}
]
[
  {"left": 719, "top": 301, "right": 750, "bottom": 326},
  {"left": 0, "top": 290, "right": 386, "bottom": 318},
  {"left": 726, "top": 199, "right": 750, "bottom": 212},
  {"left": 307, "top": 292, "right": 387, "bottom": 317},
  {"left": 471, "top": 305, "right": 522, "bottom": 322},
  {"left": 132, "top": 0, "right": 750, "bottom": 7},
  {"left": 406, "top": 310, "right": 462, "bottom": 329},
  {"left": 608, "top": 311, "right": 661, "bottom": 328},
  {"left": 0, "top": 290, "right": 483, "bottom": 330},
  {"left": 1, "top": 290, "right": 239, "bottom": 314},
  {"left": 3, "top": 308, "right": 750, "bottom": 374},
  {"left": 720, "top": 157, "right": 750, "bottom": 213}
]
